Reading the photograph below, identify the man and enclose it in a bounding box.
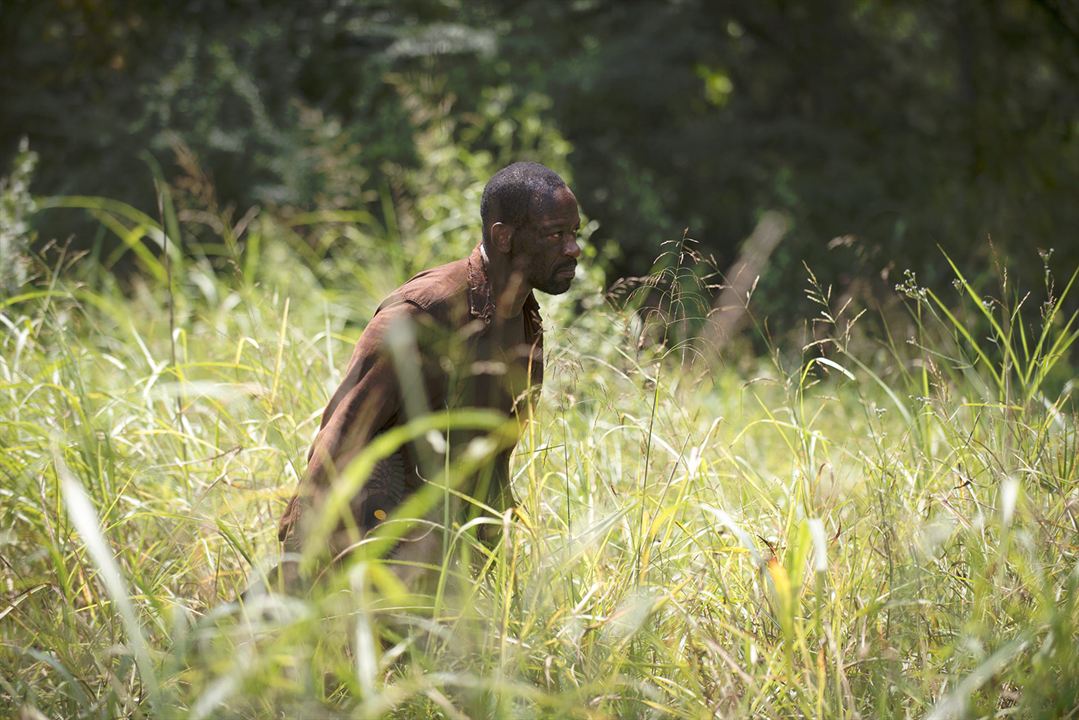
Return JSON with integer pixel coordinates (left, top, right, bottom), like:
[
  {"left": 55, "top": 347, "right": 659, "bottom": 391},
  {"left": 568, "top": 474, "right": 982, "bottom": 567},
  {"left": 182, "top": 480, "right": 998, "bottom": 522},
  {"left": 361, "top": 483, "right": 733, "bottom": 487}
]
[{"left": 273, "top": 162, "right": 581, "bottom": 589}]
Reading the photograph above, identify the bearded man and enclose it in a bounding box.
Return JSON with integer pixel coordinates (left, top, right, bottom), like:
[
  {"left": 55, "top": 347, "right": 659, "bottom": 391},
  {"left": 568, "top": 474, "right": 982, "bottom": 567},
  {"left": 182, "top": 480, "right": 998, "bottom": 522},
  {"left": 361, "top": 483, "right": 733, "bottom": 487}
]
[{"left": 271, "top": 162, "right": 581, "bottom": 590}]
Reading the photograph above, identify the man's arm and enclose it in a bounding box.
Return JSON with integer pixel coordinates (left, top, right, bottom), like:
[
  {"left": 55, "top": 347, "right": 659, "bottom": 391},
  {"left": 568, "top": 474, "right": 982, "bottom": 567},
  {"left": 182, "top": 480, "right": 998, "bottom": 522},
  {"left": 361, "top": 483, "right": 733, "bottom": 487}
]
[{"left": 277, "top": 301, "right": 418, "bottom": 543}]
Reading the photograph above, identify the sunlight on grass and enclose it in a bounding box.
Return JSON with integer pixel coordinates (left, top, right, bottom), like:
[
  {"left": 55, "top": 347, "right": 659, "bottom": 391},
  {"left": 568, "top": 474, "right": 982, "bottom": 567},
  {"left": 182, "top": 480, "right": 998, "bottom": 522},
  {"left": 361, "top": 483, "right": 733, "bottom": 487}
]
[{"left": 1, "top": 202, "right": 1077, "bottom": 718}]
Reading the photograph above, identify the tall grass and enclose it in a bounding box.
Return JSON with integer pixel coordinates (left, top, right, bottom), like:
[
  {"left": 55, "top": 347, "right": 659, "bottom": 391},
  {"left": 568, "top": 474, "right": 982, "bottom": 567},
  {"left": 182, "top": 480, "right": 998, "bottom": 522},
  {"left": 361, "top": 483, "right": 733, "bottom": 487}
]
[{"left": 1, "top": 193, "right": 1077, "bottom": 718}]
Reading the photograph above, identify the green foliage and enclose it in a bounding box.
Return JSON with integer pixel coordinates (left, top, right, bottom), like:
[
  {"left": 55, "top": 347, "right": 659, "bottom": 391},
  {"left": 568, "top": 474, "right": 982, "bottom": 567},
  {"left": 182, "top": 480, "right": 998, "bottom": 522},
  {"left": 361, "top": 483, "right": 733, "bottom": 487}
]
[
  {"left": 4, "top": 0, "right": 1078, "bottom": 325},
  {"left": 2, "top": 2, "right": 1078, "bottom": 714},
  {"left": 1, "top": 179, "right": 1076, "bottom": 717},
  {"left": 0, "top": 139, "right": 37, "bottom": 294},
  {"left": 495, "top": 0, "right": 1079, "bottom": 298}
]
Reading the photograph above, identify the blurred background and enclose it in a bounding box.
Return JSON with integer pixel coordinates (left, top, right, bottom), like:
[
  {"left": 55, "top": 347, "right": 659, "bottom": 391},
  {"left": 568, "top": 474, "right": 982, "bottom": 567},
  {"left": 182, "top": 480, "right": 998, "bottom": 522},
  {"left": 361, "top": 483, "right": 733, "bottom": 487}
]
[{"left": 3, "top": 0, "right": 1078, "bottom": 324}]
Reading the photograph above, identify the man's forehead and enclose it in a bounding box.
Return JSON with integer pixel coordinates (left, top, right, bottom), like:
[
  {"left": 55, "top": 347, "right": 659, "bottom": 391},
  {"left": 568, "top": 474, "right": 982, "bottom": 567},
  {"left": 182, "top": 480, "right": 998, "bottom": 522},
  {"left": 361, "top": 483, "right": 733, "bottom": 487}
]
[{"left": 530, "top": 186, "right": 579, "bottom": 224}]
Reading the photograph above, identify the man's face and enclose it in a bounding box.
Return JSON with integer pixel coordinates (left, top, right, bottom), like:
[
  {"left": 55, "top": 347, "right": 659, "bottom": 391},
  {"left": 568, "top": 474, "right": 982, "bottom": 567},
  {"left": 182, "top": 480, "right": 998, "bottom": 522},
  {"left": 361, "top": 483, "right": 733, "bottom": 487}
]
[{"left": 513, "top": 185, "right": 582, "bottom": 295}]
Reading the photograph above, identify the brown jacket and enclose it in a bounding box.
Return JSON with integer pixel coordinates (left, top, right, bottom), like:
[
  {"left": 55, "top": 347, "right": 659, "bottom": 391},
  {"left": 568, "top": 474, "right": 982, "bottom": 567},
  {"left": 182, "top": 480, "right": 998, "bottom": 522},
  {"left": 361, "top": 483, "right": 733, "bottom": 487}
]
[{"left": 277, "top": 244, "right": 544, "bottom": 553}]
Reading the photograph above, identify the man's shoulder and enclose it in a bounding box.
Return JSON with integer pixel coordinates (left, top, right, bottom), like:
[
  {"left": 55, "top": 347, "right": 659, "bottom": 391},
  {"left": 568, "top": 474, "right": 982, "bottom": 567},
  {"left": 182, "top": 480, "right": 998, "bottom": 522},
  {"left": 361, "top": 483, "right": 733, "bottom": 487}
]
[{"left": 377, "top": 256, "right": 472, "bottom": 323}]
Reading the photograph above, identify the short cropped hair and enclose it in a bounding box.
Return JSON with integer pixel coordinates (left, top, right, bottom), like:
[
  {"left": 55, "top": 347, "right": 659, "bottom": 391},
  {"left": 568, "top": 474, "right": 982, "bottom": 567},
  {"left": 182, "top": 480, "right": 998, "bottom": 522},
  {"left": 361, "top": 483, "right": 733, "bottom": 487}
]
[{"left": 480, "top": 162, "right": 567, "bottom": 244}]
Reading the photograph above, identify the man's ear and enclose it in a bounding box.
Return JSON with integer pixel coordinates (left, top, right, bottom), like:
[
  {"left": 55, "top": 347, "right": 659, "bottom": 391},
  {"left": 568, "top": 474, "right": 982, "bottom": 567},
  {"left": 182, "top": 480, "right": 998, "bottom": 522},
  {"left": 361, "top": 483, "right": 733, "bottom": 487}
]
[{"left": 490, "top": 222, "right": 514, "bottom": 254}]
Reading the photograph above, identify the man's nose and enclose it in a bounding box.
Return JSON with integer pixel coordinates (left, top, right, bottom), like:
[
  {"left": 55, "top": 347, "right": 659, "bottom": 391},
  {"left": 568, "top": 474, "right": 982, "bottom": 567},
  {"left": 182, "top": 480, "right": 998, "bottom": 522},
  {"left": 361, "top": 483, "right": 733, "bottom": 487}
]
[{"left": 565, "top": 238, "right": 582, "bottom": 259}]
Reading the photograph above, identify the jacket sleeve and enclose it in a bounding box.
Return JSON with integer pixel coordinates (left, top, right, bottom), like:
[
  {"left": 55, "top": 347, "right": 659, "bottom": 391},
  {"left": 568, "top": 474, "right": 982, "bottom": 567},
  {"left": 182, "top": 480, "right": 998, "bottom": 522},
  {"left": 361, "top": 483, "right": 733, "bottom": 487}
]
[{"left": 277, "top": 301, "right": 418, "bottom": 542}]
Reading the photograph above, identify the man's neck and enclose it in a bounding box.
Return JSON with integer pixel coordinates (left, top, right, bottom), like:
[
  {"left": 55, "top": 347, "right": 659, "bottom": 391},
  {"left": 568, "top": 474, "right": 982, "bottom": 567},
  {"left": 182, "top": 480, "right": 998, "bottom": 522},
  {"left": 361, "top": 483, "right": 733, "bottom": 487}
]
[{"left": 481, "top": 243, "right": 531, "bottom": 319}]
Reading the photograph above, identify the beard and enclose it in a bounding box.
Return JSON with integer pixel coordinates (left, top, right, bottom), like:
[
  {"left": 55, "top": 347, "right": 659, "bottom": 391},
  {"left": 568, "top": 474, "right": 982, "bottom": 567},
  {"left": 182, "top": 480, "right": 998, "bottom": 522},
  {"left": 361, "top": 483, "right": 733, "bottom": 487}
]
[{"left": 531, "top": 264, "right": 576, "bottom": 295}]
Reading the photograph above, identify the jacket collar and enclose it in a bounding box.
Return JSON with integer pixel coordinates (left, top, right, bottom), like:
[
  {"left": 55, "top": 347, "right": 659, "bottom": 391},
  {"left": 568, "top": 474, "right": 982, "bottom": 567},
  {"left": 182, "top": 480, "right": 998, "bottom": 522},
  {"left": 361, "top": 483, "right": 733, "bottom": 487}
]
[{"left": 466, "top": 243, "right": 543, "bottom": 336}]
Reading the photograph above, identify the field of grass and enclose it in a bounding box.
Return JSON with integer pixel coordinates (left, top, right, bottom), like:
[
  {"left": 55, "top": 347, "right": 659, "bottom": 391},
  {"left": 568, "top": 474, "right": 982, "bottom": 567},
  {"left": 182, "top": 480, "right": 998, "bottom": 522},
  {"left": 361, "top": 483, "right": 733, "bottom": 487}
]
[{"left": 2, "top": 194, "right": 1077, "bottom": 718}]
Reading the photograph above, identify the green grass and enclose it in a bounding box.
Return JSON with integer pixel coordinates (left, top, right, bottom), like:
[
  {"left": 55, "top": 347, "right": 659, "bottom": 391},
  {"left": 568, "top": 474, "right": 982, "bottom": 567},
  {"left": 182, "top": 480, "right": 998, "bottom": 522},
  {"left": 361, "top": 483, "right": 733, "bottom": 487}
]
[{"left": 1, "top": 197, "right": 1077, "bottom": 719}]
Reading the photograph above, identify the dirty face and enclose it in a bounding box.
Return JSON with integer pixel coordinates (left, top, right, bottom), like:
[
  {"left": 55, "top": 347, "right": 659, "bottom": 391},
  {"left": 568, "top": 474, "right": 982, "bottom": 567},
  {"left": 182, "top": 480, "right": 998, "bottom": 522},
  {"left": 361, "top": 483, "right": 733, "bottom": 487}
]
[{"left": 512, "top": 185, "right": 582, "bottom": 295}]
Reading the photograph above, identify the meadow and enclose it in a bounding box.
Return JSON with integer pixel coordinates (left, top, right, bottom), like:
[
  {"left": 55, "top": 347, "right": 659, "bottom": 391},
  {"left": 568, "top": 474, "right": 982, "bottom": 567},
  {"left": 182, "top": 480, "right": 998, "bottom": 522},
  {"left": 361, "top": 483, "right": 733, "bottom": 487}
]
[{"left": 1, "top": 186, "right": 1077, "bottom": 718}]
